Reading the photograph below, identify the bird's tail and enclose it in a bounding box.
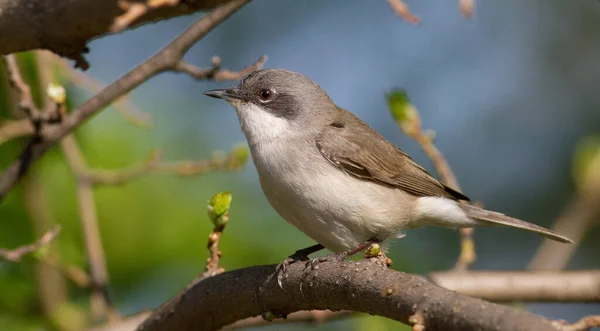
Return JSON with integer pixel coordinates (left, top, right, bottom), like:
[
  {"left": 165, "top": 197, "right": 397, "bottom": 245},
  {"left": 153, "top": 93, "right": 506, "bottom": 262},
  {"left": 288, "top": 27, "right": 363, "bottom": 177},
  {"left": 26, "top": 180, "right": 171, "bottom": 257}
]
[{"left": 459, "top": 203, "right": 573, "bottom": 243}]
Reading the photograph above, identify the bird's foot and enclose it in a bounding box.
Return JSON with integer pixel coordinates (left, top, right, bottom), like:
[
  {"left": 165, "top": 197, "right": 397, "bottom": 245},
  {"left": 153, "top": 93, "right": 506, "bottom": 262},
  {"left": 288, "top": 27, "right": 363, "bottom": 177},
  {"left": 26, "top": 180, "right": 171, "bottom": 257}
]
[
  {"left": 306, "top": 252, "right": 348, "bottom": 271},
  {"left": 273, "top": 244, "right": 324, "bottom": 288}
]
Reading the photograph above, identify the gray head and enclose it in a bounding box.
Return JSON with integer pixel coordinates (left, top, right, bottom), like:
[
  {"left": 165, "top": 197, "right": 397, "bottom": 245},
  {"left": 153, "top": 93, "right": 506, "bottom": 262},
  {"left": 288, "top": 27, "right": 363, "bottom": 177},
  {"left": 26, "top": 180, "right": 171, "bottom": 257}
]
[{"left": 204, "top": 69, "right": 339, "bottom": 143}]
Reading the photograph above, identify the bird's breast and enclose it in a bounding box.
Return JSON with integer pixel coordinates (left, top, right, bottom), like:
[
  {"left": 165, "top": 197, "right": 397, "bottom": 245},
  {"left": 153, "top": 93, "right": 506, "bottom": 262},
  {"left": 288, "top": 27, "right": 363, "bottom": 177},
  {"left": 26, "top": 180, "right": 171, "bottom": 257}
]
[{"left": 249, "top": 139, "right": 415, "bottom": 252}]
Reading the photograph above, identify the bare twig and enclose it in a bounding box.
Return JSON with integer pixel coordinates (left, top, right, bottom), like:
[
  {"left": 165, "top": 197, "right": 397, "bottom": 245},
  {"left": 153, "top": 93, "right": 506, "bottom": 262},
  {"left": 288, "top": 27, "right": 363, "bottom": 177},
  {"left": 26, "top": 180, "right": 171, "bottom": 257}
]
[
  {"left": 0, "top": 225, "right": 61, "bottom": 262},
  {"left": 175, "top": 55, "right": 267, "bottom": 81},
  {"left": 529, "top": 147, "right": 600, "bottom": 270},
  {"left": 554, "top": 315, "right": 600, "bottom": 331},
  {"left": 3, "top": 55, "right": 62, "bottom": 130},
  {"left": 4, "top": 55, "right": 42, "bottom": 121},
  {"left": 84, "top": 147, "right": 246, "bottom": 185},
  {"left": 387, "top": 0, "right": 420, "bottom": 24},
  {"left": 135, "top": 260, "right": 560, "bottom": 331},
  {"left": 41, "top": 257, "right": 92, "bottom": 288},
  {"left": 61, "top": 134, "right": 118, "bottom": 322},
  {"left": 387, "top": 90, "right": 476, "bottom": 270},
  {"left": 0, "top": 119, "right": 34, "bottom": 146},
  {"left": 199, "top": 192, "right": 232, "bottom": 278},
  {"left": 112, "top": 0, "right": 180, "bottom": 33},
  {"left": 0, "top": 0, "right": 257, "bottom": 202},
  {"left": 429, "top": 270, "right": 600, "bottom": 302},
  {"left": 459, "top": 0, "right": 475, "bottom": 18},
  {"left": 54, "top": 58, "right": 153, "bottom": 129}
]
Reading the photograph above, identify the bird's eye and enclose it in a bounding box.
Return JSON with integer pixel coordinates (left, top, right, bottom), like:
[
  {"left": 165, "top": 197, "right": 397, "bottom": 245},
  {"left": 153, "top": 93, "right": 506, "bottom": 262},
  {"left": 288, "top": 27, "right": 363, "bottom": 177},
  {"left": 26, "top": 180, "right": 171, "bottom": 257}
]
[{"left": 258, "top": 89, "right": 273, "bottom": 102}]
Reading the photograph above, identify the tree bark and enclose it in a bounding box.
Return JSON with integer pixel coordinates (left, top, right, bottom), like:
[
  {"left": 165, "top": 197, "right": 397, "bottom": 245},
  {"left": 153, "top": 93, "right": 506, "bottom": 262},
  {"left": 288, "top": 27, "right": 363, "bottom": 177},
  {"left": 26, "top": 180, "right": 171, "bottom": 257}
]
[
  {"left": 0, "top": 0, "right": 233, "bottom": 61},
  {"left": 136, "top": 259, "right": 559, "bottom": 331}
]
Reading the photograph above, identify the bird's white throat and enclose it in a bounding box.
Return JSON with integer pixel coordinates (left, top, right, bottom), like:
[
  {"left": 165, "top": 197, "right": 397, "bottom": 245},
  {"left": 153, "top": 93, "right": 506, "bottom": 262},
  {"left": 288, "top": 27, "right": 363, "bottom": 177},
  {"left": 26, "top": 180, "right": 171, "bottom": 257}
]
[{"left": 230, "top": 101, "right": 291, "bottom": 145}]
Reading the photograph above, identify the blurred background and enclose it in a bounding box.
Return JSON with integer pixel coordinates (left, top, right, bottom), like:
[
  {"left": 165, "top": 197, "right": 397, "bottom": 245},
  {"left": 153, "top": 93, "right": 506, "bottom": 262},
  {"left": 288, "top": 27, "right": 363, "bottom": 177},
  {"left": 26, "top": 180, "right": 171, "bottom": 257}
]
[{"left": 1, "top": 0, "right": 599, "bottom": 330}]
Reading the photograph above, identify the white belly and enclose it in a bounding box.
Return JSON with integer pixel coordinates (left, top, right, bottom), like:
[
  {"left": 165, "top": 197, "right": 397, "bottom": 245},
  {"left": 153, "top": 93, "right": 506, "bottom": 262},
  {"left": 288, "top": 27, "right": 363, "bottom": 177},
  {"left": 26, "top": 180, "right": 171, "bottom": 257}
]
[{"left": 250, "top": 139, "right": 415, "bottom": 252}]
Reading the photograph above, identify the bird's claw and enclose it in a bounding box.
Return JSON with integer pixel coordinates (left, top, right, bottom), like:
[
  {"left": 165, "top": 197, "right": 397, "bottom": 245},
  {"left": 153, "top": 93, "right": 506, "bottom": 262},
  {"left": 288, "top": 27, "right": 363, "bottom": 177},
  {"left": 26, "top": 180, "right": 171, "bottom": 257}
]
[
  {"left": 275, "top": 257, "right": 296, "bottom": 288},
  {"left": 306, "top": 252, "right": 347, "bottom": 270}
]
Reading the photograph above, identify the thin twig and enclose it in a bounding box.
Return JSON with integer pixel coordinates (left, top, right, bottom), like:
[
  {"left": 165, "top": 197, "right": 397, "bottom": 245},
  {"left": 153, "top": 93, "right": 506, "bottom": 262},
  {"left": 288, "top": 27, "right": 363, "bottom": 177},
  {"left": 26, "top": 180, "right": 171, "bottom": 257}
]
[
  {"left": 3, "top": 55, "right": 62, "bottom": 130},
  {"left": 0, "top": 119, "right": 34, "bottom": 146},
  {"left": 112, "top": 0, "right": 180, "bottom": 33},
  {"left": 199, "top": 192, "right": 232, "bottom": 279},
  {"left": 4, "top": 55, "right": 42, "bottom": 122},
  {"left": 388, "top": 90, "right": 476, "bottom": 270},
  {"left": 81, "top": 145, "right": 248, "bottom": 186},
  {"left": 529, "top": 149, "right": 600, "bottom": 270},
  {"left": 459, "top": 0, "right": 475, "bottom": 18},
  {"left": 202, "top": 225, "right": 226, "bottom": 278},
  {"left": 175, "top": 55, "right": 267, "bottom": 81},
  {"left": 41, "top": 257, "right": 92, "bottom": 288},
  {"left": 54, "top": 58, "right": 153, "bottom": 129},
  {"left": 0, "top": 0, "right": 257, "bottom": 202},
  {"left": 0, "top": 225, "right": 61, "bottom": 262},
  {"left": 554, "top": 315, "right": 600, "bottom": 331},
  {"left": 61, "top": 134, "right": 118, "bottom": 322},
  {"left": 387, "top": 0, "right": 420, "bottom": 24}
]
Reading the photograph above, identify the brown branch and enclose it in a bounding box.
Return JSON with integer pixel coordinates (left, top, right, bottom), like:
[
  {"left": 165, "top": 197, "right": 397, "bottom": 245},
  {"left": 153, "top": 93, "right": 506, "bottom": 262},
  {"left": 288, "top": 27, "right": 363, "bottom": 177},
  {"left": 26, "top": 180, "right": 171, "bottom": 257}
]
[
  {"left": 61, "top": 135, "right": 118, "bottom": 322},
  {"left": 528, "top": 151, "right": 600, "bottom": 270},
  {"left": 0, "top": 119, "right": 34, "bottom": 146},
  {"left": 41, "top": 257, "right": 92, "bottom": 288},
  {"left": 0, "top": 225, "right": 61, "bottom": 262},
  {"left": 429, "top": 270, "right": 600, "bottom": 302},
  {"left": 0, "top": 0, "right": 256, "bottom": 202},
  {"left": 554, "top": 315, "right": 600, "bottom": 331},
  {"left": 54, "top": 58, "right": 153, "bottom": 129},
  {"left": 112, "top": 0, "right": 180, "bottom": 33},
  {"left": 77, "top": 146, "right": 247, "bottom": 186},
  {"left": 387, "top": 0, "right": 420, "bottom": 24},
  {"left": 135, "top": 260, "right": 561, "bottom": 331},
  {"left": 3, "top": 55, "right": 62, "bottom": 130},
  {"left": 459, "top": 0, "right": 475, "bottom": 18},
  {"left": 202, "top": 225, "right": 226, "bottom": 278},
  {"left": 174, "top": 55, "right": 267, "bottom": 81},
  {"left": 388, "top": 91, "right": 476, "bottom": 270},
  {"left": 4, "top": 55, "right": 42, "bottom": 122},
  {"left": 0, "top": 0, "right": 240, "bottom": 65}
]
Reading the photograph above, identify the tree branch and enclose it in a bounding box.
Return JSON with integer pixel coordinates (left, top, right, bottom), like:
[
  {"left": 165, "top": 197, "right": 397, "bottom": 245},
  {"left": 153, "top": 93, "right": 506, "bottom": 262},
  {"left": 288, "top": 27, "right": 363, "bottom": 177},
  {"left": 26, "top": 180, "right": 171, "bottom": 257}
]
[
  {"left": 61, "top": 134, "right": 118, "bottom": 322},
  {"left": 387, "top": 90, "right": 476, "bottom": 270},
  {"left": 135, "top": 260, "right": 562, "bottom": 331},
  {"left": 429, "top": 270, "right": 600, "bottom": 302},
  {"left": 528, "top": 146, "right": 600, "bottom": 270},
  {"left": 0, "top": 225, "right": 61, "bottom": 262},
  {"left": 0, "top": 0, "right": 238, "bottom": 66},
  {"left": 0, "top": 119, "right": 34, "bottom": 146},
  {"left": 0, "top": 0, "right": 255, "bottom": 202}
]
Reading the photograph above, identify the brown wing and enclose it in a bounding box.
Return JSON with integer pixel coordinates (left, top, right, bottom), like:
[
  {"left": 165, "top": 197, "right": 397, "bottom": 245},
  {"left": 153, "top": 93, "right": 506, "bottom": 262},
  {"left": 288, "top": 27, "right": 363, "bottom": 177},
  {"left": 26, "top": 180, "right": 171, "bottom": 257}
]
[{"left": 316, "top": 110, "right": 469, "bottom": 201}]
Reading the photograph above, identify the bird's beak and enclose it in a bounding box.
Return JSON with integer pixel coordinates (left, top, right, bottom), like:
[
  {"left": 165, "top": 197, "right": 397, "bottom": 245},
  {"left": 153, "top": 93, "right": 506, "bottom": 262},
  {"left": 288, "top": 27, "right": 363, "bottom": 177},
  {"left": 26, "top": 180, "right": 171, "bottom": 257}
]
[{"left": 204, "top": 88, "right": 242, "bottom": 101}]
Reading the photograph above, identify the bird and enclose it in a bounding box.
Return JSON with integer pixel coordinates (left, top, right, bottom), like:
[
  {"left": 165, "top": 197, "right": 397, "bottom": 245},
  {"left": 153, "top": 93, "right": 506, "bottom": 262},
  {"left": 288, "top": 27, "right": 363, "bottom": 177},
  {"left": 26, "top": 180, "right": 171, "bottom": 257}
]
[{"left": 204, "top": 68, "right": 572, "bottom": 267}]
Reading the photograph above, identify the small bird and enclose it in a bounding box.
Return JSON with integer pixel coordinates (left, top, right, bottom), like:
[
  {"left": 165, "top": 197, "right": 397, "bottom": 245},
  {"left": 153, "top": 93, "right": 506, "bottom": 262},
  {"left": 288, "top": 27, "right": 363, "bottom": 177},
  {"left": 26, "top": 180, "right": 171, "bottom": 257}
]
[{"left": 204, "top": 69, "right": 572, "bottom": 264}]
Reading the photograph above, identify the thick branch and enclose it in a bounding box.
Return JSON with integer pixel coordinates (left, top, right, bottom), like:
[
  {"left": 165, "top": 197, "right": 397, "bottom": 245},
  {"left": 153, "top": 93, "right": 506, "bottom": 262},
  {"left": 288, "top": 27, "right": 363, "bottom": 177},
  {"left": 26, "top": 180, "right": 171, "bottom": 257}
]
[
  {"left": 0, "top": 0, "right": 253, "bottom": 202},
  {"left": 136, "top": 260, "right": 559, "bottom": 331},
  {"left": 0, "top": 0, "right": 234, "bottom": 64}
]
